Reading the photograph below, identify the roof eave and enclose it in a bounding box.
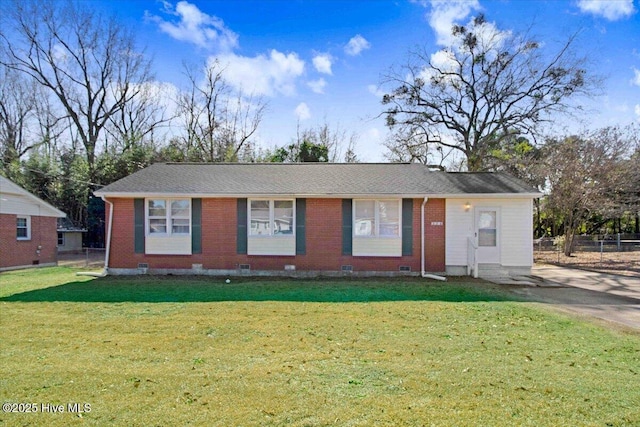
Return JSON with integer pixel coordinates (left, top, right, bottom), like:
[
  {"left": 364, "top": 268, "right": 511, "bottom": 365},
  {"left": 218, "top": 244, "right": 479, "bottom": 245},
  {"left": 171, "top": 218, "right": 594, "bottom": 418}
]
[{"left": 95, "top": 191, "right": 542, "bottom": 199}]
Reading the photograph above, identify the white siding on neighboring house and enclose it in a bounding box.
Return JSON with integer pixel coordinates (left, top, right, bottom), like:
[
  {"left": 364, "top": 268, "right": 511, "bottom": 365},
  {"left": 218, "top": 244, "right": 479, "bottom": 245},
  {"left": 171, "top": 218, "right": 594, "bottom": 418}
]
[
  {"left": 445, "top": 198, "right": 533, "bottom": 270},
  {"left": 0, "top": 176, "right": 65, "bottom": 218}
]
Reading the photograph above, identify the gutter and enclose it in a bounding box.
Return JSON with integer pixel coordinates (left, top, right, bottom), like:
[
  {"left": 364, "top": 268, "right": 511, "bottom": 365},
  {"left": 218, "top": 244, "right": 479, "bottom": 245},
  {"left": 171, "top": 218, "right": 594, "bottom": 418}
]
[
  {"left": 76, "top": 196, "right": 112, "bottom": 278},
  {"left": 421, "top": 197, "right": 447, "bottom": 281}
]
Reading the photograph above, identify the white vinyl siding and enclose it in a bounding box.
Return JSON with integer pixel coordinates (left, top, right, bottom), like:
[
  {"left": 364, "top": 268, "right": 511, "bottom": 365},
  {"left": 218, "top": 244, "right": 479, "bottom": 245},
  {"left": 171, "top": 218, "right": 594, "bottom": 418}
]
[
  {"left": 352, "top": 199, "right": 402, "bottom": 257},
  {"left": 445, "top": 198, "right": 533, "bottom": 268},
  {"left": 352, "top": 237, "right": 402, "bottom": 257},
  {"left": 247, "top": 236, "right": 296, "bottom": 256},
  {"left": 146, "top": 235, "right": 191, "bottom": 255}
]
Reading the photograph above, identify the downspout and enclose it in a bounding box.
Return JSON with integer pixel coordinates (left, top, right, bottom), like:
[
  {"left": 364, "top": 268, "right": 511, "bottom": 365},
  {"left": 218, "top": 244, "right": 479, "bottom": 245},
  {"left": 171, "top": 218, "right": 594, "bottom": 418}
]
[
  {"left": 76, "top": 196, "right": 112, "bottom": 278},
  {"left": 421, "top": 197, "right": 447, "bottom": 281},
  {"left": 102, "top": 196, "right": 113, "bottom": 272}
]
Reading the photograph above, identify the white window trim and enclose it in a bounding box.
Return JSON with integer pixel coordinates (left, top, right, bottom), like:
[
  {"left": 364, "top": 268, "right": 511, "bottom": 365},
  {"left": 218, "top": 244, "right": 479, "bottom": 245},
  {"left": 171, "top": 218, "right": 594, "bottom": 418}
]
[
  {"left": 16, "top": 215, "right": 31, "bottom": 240},
  {"left": 248, "top": 199, "right": 296, "bottom": 238},
  {"left": 353, "top": 199, "right": 402, "bottom": 239},
  {"left": 57, "top": 232, "right": 65, "bottom": 247},
  {"left": 145, "top": 198, "right": 192, "bottom": 237}
]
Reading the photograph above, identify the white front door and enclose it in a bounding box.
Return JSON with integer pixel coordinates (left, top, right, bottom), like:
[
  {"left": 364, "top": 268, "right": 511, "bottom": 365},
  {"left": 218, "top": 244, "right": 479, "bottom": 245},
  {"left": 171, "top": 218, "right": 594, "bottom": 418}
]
[{"left": 475, "top": 208, "right": 500, "bottom": 264}]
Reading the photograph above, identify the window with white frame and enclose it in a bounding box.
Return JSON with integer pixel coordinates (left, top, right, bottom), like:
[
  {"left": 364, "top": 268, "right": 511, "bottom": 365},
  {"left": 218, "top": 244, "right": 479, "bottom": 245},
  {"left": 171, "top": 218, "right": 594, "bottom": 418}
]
[
  {"left": 58, "top": 232, "right": 64, "bottom": 246},
  {"left": 147, "top": 199, "right": 191, "bottom": 235},
  {"left": 354, "top": 200, "right": 400, "bottom": 237},
  {"left": 16, "top": 216, "right": 30, "bottom": 240},
  {"left": 249, "top": 200, "right": 294, "bottom": 236}
]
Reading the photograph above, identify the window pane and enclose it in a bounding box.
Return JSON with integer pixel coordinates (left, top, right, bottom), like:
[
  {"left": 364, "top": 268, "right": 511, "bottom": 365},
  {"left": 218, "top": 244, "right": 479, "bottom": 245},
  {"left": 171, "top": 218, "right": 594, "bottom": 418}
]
[
  {"left": 171, "top": 200, "right": 190, "bottom": 217},
  {"left": 149, "top": 218, "right": 167, "bottom": 234},
  {"left": 355, "top": 201, "right": 375, "bottom": 236},
  {"left": 478, "top": 211, "right": 496, "bottom": 229},
  {"left": 274, "top": 200, "right": 293, "bottom": 234},
  {"left": 16, "top": 217, "right": 28, "bottom": 238},
  {"left": 148, "top": 200, "right": 166, "bottom": 217},
  {"left": 478, "top": 229, "right": 497, "bottom": 247},
  {"left": 378, "top": 200, "right": 400, "bottom": 236},
  {"left": 172, "top": 218, "right": 190, "bottom": 234},
  {"left": 478, "top": 211, "right": 497, "bottom": 247},
  {"left": 250, "top": 200, "right": 270, "bottom": 235}
]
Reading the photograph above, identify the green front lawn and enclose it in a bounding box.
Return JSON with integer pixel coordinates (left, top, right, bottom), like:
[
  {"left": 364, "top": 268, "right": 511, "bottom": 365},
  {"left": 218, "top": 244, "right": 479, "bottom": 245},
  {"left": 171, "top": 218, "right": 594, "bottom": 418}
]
[{"left": 1, "top": 267, "right": 638, "bottom": 426}]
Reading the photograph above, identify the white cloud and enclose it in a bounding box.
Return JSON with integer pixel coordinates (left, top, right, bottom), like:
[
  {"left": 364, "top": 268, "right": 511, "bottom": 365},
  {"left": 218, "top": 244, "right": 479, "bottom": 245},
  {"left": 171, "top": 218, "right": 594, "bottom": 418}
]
[
  {"left": 312, "top": 54, "right": 333, "bottom": 75},
  {"left": 632, "top": 68, "right": 640, "bottom": 86},
  {"left": 427, "top": 0, "right": 481, "bottom": 46},
  {"left": 216, "top": 50, "right": 305, "bottom": 97},
  {"left": 344, "top": 35, "right": 371, "bottom": 56},
  {"left": 295, "top": 102, "right": 311, "bottom": 121},
  {"left": 308, "top": 78, "right": 327, "bottom": 94},
  {"left": 577, "top": 0, "right": 636, "bottom": 21},
  {"left": 146, "top": 1, "right": 238, "bottom": 51},
  {"left": 635, "top": 104, "right": 640, "bottom": 121},
  {"left": 418, "top": 49, "right": 460, "bottom": 84},
  {"left": 367, "top": 84, "right": 386, "bottom": 98}
]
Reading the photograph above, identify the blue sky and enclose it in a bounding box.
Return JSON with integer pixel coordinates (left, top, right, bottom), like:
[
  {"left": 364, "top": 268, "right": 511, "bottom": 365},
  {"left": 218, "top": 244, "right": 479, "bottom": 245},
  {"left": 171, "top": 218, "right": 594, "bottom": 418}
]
[{"left": 93, "top": 0, "right": 639, "bottom": 161}]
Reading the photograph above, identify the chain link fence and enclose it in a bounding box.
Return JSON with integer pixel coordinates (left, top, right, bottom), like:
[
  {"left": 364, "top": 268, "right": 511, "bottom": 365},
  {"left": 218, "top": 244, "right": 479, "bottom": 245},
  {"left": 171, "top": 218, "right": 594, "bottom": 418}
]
[{"left": 57, "top": 248, "right": 105, "bottom": 268}]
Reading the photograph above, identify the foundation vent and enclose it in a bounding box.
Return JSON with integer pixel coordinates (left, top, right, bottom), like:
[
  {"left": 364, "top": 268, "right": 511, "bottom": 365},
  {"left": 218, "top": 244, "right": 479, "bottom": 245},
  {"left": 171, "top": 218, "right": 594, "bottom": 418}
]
[
  {"left": 284, "top": 265, "right": 296, "bottom": 271},
  {"left": 138, "top": 263, "right": 149, "bottom": 269},
  {"left": 341, "top": 265, "right": 353, "bottom": 272},
  {"left": 239, "top": 264, "right": 251, "bottom": 271},
  {"left": 399, "top": 266, "right": 412, "bottom": 272}
]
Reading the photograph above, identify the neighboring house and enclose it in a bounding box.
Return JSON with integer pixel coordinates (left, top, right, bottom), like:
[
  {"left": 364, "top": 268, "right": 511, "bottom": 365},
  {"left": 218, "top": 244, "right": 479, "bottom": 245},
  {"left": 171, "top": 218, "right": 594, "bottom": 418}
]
[
  {"left": 94, "top": 163, "right": 541, "bottom": 278},
  {"left": 0, "top": 176, "right": 66, "bottom": 271},
  {"left": 57, "top": 217, "right": 87, "bottom": 253}
]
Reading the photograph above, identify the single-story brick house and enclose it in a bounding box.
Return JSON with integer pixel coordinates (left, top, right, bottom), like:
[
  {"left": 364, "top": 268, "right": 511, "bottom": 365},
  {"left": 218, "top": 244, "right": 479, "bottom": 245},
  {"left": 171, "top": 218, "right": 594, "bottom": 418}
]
[
  {"left": 0, "top": 176, "right": 66, "bottom": 271},
  {"left": 94, "top": 163, "right": 540, "bottom": 278}
]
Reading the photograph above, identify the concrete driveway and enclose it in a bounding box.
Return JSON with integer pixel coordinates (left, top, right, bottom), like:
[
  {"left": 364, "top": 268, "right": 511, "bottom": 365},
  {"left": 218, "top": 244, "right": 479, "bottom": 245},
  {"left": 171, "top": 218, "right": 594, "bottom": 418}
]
[{"left": 508, "top": 265, "right": 640, "bottom": 330}]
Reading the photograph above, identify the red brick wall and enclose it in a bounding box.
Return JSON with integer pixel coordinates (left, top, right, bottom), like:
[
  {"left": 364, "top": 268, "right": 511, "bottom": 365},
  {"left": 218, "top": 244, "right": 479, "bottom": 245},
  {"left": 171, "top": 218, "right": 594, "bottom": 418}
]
[
  {"left": 106, "top": 197, "right": 446, "bottom": 273},
  {"left": 424, "top": 198, "right": 446, "bottom": 272},
  {"left": 0, "top": 214, "right": 58, "bottom": 269}
]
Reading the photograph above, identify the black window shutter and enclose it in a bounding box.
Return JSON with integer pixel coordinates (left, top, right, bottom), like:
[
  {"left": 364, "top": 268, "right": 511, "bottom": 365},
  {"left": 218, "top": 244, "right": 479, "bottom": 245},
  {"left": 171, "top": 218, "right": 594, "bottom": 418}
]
[
  {"left": 134, "top": 198, "right": 145, "bottom": 254},
  {"left": 191, "top": 198, "right": 202, "bottom": 254},
  {"left": 295, "top": 199, "right": 306, "bottom": 255},
  {"left": 237, "top": 198, "right": 248, "bottom": 254},
  {"left": 402, "top": 198, "right": 413, "bottom": 256},
  {"left": 342, "top": 199, "right": 352, "bottom": 255}
]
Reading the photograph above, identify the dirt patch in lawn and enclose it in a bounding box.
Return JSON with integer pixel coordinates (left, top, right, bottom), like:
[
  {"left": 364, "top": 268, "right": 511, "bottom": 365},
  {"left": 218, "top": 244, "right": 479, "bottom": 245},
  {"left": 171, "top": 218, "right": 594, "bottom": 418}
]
[
  {"left": 535, "top": 250, "right": 640, "bottom": 277},
  {"left": 57, "top": 251, "right": 105, "bottom": 269}
]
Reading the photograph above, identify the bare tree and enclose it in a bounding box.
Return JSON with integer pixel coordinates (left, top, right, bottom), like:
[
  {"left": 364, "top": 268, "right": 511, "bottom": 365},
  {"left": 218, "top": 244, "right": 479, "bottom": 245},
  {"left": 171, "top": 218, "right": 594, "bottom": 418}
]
[
  {"left": 105, "top": 82, "right": 172, "bottom": 153},
  {"left": 0, "top": 65, "right": 67, "bottom": 174},
  {"left": 0, "top": 0, "right": 152, "bottom": 183},
  {"left": 177, "top": 60, "right": 266, "bottom": 162},
  {"left": 0, "top": 66, "right": 38, "bottom": 167},
  {"left": 382, "top": 14, "right": 597, "bottom": 171}
]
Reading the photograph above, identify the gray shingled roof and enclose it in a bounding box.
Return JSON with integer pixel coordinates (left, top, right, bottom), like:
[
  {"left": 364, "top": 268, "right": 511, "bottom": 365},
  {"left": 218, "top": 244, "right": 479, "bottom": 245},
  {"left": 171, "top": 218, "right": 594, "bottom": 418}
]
[{"left": 94, "top": 163, "right": 540, "bottom": 197}]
